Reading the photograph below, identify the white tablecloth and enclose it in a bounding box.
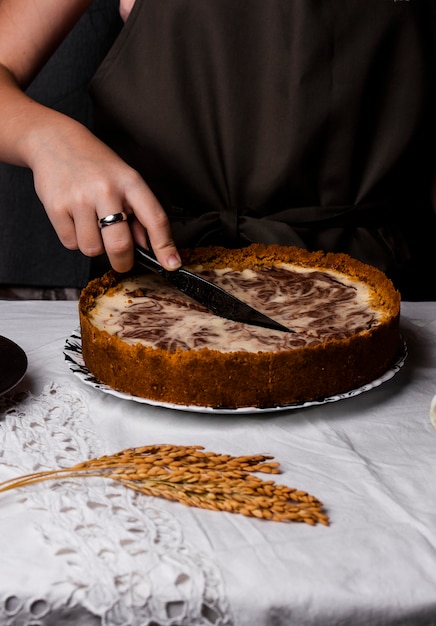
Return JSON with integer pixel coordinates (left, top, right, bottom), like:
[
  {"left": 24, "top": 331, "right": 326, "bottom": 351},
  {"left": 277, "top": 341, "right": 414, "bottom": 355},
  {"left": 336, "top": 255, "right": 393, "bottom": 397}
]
[{"left": 0, "top": 300, "right": 435, "bottom": 626}]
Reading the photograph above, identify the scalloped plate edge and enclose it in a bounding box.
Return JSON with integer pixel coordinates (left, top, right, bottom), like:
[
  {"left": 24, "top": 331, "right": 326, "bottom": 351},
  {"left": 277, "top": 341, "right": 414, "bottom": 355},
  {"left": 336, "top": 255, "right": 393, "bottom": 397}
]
[{"left": 64, "top": 330, "right": 407, "bottom": 415}]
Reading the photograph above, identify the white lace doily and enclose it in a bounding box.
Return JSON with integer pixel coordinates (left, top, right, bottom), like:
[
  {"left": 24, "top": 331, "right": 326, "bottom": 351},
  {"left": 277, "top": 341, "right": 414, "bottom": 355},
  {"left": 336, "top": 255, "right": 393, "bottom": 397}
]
[{"left": 0, "top": 383, "right": 233, "bottom": 626}]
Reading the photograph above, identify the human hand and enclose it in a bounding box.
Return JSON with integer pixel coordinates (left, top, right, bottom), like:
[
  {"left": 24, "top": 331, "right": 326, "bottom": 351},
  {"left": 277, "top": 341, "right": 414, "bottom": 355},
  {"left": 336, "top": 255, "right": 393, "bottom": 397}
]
[
  {"left": 0, "top": 0, "right": 180, "bottom": 275},
  {"left": 30, "top": 118, "right": 181, "bottom": 273}
]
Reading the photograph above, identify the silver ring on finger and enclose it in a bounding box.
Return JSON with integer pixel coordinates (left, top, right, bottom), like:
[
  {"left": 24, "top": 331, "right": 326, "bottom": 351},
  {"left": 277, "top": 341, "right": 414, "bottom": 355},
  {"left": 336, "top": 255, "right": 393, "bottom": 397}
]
[{"left": 98, "top": 212, "right": 128, "bottom": 229}]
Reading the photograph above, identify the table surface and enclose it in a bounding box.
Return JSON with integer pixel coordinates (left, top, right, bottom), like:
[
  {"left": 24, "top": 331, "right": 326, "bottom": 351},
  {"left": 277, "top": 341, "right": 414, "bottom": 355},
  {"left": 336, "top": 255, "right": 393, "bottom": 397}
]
[{"left": 0, "top": 299, "right": 435, "bottom": 626}]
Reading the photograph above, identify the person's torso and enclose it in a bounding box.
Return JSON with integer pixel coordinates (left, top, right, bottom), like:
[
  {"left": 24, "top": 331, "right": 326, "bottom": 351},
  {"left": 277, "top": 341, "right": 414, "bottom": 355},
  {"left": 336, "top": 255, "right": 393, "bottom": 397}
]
[{"left": 91, "top": 0, "right": 436, "bottom": 296}]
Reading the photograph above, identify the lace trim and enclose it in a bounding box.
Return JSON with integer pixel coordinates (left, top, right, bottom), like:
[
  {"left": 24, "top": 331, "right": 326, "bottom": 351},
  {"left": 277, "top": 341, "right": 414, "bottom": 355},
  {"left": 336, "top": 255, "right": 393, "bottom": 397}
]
[{"left": 0, "top": 383, "right": 233, "bottom": 626}]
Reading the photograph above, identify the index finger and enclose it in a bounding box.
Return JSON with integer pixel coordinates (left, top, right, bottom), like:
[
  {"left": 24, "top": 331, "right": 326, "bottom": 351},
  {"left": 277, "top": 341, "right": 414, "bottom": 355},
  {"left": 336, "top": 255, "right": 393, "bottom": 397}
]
[{"left": 125, "top": 181, "right": 181, "bottom": 271}]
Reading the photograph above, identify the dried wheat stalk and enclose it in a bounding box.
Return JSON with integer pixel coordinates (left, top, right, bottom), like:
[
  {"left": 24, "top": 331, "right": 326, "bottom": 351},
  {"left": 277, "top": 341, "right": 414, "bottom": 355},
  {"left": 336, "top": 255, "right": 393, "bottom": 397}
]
[{"left": 0, "top": 444, "right": 329, "bottom": 526}]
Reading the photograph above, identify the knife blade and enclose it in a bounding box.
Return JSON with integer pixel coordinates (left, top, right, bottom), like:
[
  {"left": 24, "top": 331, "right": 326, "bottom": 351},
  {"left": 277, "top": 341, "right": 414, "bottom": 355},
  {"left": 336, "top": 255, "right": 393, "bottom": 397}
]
[{"left": 134, "top": 245, "right": 294, "bottom": 333}]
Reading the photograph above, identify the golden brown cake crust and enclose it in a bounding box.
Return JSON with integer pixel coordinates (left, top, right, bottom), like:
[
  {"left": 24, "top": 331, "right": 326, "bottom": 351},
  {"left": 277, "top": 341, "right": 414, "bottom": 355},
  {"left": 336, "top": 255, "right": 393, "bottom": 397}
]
[{"left": 78, "top": 244, "right": 401, "bottom": 409}]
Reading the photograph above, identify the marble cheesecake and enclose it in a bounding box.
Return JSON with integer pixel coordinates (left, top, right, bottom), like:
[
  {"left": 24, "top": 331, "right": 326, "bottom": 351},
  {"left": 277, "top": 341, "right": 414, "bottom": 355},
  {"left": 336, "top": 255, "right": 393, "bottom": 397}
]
[{"left": 78, "top": 244, "right": 401, "bottom": 409}]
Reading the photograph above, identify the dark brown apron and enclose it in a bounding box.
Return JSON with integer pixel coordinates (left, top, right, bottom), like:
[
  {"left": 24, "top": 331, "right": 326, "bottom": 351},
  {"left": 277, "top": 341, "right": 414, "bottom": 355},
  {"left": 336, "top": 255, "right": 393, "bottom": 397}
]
[{"left": 90, "top": 0, "right": 436, "bottom": 298}]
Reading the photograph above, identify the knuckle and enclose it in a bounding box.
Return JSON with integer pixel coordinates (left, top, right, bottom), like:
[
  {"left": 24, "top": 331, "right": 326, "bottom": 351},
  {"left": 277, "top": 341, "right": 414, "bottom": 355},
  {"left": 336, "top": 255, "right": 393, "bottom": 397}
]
[
  {"left": 62, "top": 238, "right": 79, "bottom": 251},
  {"left": 75, "top": 181, "right": 109, "bottom": 204},
  {"left": 48, "top": 199, "right": 69, "bottom": 223},
  {"left": 80, "top": 243, "right": 105, "bottom": 257},
  {"left": 149, "top": 211, "right": 171, "bottom": 234},
  {"left": 123, "top": 168, "right": 143, "bottom": 190},
  {"left": 107, "top": 238, "right": 131, "bottom": 256}
]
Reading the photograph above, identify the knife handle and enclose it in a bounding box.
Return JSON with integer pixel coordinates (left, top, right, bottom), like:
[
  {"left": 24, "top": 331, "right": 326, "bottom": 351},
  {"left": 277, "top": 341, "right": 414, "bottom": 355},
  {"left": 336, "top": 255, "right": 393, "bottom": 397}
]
[{"left": 134, "top": 245, "right": 162, "bottom": 273}]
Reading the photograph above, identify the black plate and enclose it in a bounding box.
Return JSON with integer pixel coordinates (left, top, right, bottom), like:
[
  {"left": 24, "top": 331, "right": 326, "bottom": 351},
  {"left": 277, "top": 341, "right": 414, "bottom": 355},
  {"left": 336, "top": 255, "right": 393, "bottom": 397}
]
[{"left": 0, "top": 336, "right": 28, "bottom": 395}]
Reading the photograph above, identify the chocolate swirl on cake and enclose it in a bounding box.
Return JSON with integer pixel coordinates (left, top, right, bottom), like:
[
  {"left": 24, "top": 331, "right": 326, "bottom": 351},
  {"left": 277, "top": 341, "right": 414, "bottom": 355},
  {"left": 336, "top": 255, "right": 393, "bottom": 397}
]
[{"left": 89, "top": 265, "right": 379, "bottom": 353}]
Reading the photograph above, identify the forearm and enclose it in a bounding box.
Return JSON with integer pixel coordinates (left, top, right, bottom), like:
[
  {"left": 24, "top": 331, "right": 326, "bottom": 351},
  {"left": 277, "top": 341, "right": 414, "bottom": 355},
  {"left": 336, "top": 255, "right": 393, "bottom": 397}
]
[
  {"left": 0, "top": 63, "right": 80, "bottom": 168},
  {"left": 0, "top": 0, "right": 93, "bottom": 166}
]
